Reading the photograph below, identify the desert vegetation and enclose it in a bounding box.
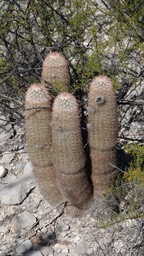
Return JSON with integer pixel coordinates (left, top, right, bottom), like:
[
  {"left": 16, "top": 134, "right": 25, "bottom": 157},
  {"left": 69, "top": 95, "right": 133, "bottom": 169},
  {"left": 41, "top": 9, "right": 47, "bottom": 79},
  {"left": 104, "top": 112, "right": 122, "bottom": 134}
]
[{"left": 0, "top": 0, "right": 144, "bottom": 218}]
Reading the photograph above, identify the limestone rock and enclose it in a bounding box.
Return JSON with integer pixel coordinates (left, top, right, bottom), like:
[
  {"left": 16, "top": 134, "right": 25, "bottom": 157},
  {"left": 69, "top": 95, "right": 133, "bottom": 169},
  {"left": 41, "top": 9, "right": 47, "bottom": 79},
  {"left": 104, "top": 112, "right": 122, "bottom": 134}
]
[
  {"left": 0, "top": 181, "right": 35, "bottom": 205},
  {"left": 0, "top": 252, "right": 7, "bottom": 256},
  {"left": 73, "top": 241, "right": 87, "bottom": 255},
  {"left": 18, "top": 211, "right": 37, "bottom": 230},
  {"left": 16, "top": 239, "right": 33, "bottom": 254},
  {"left": 0, "top": 166, "right": 7, "bottom": 178},
  {"left": 39, "top": 246, "right": 54, "bottom": 256},
  {"left": 10, "top": 216, "right": 21, "bottom": 234},
  {"left": 0, "top": 162, "right": 35, "bottom": 205},
  {"left": 1, "top": 152, "right": 14, "bottom": 164},
  {"left": 25, "top": 250, "right": 42, "bottom": 256}
]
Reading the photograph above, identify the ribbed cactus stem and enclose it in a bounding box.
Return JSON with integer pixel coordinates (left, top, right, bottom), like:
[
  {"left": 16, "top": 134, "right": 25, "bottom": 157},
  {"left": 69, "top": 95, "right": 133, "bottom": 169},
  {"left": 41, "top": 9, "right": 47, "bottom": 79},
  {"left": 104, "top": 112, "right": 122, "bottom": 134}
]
[
  {"left": 88, "top": 75, "right": 118, "bottom": 197},
  {"left": 25, "top": 83, "right": 63, "bottom": 206},
  {"left": 52, "top": 92, "right": 92, "bottom": 209},
  {"left": 42, "top": 51, "right": 70, "bottom": 93}
]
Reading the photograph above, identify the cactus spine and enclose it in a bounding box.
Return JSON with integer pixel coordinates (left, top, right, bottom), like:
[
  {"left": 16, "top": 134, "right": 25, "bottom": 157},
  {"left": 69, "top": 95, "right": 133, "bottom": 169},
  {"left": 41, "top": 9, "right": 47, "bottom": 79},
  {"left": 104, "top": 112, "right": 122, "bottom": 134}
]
[
  {"left": 42, "top": 51, "right": 70, "bottom": 93},
  {"left": 52, "top": 92, "right": 92, "bottom": 208},
  {"left": 25, "top": 83, "right": 63, "bottom": 206},
  {"left": 88, "top": 76, "right": 118, "bottom": 197}
]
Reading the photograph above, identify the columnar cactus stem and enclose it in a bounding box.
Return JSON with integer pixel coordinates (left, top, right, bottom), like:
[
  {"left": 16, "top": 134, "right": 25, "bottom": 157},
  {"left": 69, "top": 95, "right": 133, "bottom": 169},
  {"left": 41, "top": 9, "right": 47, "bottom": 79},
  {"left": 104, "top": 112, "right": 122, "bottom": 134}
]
[
  {"left": 52, "top": 92, "right": 92, "bottom": 209},
  {"left": 25, "top": 83, "right": 63, "bottom": 206},
  {"left": 88, "top": 76, "right": 118, "bottom": 197},
  {"left": 42, "top": 51, "right": 70, "bottom": 93}
]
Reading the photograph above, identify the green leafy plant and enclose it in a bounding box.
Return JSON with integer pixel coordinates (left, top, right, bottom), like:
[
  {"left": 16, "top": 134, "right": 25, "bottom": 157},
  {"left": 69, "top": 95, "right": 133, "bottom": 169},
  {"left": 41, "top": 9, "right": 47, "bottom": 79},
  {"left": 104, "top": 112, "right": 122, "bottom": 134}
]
[{"left": 106, "top": 144, "right": 144, "bottom": 221}]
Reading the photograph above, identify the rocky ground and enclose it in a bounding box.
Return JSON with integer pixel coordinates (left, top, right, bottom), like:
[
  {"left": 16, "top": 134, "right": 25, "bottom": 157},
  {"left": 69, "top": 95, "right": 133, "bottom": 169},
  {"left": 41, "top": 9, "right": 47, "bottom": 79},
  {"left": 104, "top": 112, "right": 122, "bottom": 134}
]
[{"left": 0, "top": 115, "right": 144, "bottom": 256}]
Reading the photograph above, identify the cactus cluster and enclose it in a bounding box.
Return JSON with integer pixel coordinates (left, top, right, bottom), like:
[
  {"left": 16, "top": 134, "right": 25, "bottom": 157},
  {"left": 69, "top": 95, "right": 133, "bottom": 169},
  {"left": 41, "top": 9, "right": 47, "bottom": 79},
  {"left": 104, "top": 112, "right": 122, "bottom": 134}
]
[{"left": 25, "top": 51, "right": 118, "bottom": 212}]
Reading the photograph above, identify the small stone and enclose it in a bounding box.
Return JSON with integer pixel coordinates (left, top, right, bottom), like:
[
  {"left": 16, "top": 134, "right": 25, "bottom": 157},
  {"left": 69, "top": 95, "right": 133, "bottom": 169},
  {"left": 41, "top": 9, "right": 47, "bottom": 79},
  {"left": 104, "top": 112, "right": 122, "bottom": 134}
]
[
  {"left": 16, "top": 239, "right": 33, "bottom": 254},
  {"left": 0, "top": 172, "right": 35, "bottom": 205},
  {"left": 2, "top": 172, "right": 16, "bottom": 183},
  {"left": 40, "top": 246, "right": 54, "bottom": 256},
  {"left": 29, "top": 232, "right": 43, "bottom": 246},
  {"left": 18, "top": 211, "right": 37, "bottom": 230},
  {"left": 5, "top": 123, "right": 12, "bottom": 132},
  {"left": 16, "top": 160, "right": 27, "bottom": 172},
  {"left": 62, "top": 247, "right": 69, "bottom": 253},
  {"left": 60, "top": 231, "right": 67, "bottom": 238},
  {"left": 73, "top": 236, "right": 80, "bottom": 243},
  {"left": 10, "top": 216, "right": 21, "bottom": 233},
  {"left": 25, "top": 250, "right": 42, "bottom": 256},
  {"left": 54, "top": 244, "right": 62, "bottom": 253},
  {"left": 0, "top": 226, "right": 9, "bottom": 234},
  {"left": 0, "top": 252, "right": 7, "bottom": 256},
  {"left": 73, "top": 242, "right": 87, "bottom": 255},
  {"left": 87, "top": 248, "right": 95, "bottom": 255},
  {"left": 113, "top": 240, "right": 124, "bottom": 252},
  {"left": 1, "top": 152, "right": 14, "bottom": 164},
  {"left": 0, "top": 245, "right": 7, "bottom": 253},
  {"left": 58, "top": 224, "right": 70, "bottom": 233},
  {"left": 0, "top": 132, "right": 10, "bottom": 147},
  {"left": 57, "top": 253, "right": 68, "bottom": 256},
  {"left": 54, "top": 244, "right": 68, "bottom": 254},
  {"left": 22, "top": 196, "right": 30, "bottom": 205},
  {"left": 0, "top": 166, "right": 7, "bottom": 178},
  {"left": 24, "top": 161, "right": 33, "bottom": 174},
  {"left": 1, "top": 183, "right": 28, "bottom": 205},
  {"left": 40, "top": 226, "right": 47, "bottom": 233}
]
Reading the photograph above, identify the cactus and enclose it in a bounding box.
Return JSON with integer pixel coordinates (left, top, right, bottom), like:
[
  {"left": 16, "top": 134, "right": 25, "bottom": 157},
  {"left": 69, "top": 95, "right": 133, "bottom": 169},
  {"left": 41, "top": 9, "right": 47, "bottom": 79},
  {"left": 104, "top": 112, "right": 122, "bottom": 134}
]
[
  {"left": 42, "top": 51, "right": 70, "bottom": 94},
  {"left": 52, "top": 92, "right": 93, "bottom": 209},
  {"left": 88, "top": 75, "right": 118, "bottom": 197},
  {"left": 25, "top": 50, "right": 118, "bottom": 212},
  {"left": 25, "top": 83, "right": 63, "bottom": 206}
]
